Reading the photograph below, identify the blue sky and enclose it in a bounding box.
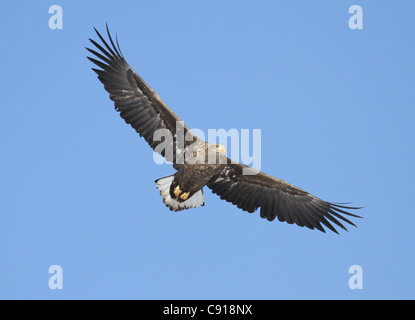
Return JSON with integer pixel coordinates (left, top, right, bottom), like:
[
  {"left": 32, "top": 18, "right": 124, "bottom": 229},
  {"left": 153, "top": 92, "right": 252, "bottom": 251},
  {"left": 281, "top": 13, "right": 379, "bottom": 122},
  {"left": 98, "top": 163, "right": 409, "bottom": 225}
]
[{"left": 1, "top": 1, "right": 414, "bottom": 299}]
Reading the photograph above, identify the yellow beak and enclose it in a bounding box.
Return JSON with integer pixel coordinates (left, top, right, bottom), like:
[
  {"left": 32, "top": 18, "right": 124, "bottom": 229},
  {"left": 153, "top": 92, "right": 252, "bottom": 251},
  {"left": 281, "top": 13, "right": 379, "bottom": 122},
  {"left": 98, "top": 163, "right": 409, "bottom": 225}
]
[{"left": 216, "top": 145, "right": 227, "bottom": 154}]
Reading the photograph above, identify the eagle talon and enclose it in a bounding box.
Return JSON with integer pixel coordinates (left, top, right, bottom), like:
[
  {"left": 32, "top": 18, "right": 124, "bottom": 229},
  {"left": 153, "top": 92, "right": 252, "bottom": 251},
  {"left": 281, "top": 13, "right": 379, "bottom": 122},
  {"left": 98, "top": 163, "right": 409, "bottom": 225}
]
[
  {"left": 174, "top": 185, "right": 181, "bottom": 196},
  {"left": 180, "top": 192, "right": 190, "bottom": 200}
]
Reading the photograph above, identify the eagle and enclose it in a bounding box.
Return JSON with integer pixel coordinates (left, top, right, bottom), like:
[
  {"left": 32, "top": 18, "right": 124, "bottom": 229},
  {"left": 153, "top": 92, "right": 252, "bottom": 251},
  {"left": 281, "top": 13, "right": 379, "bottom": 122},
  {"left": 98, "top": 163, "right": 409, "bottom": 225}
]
[{"left": 86, "top": 25, "right": 361, "bottom": 234}]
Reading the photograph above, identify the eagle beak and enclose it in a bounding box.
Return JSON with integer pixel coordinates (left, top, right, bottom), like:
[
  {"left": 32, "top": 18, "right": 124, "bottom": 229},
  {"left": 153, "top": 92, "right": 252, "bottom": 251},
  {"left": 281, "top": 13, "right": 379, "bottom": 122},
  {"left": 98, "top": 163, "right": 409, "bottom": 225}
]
[{"left": 216, "top": 145, "right": 226, "bottom": 154}]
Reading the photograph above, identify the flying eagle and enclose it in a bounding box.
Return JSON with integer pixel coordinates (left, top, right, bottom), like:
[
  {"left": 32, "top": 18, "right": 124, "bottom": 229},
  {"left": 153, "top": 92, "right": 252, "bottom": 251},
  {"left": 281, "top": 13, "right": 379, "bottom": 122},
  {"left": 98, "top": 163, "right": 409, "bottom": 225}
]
[{"left": 86, "top": 25, "right": 361, "bottom": 234}]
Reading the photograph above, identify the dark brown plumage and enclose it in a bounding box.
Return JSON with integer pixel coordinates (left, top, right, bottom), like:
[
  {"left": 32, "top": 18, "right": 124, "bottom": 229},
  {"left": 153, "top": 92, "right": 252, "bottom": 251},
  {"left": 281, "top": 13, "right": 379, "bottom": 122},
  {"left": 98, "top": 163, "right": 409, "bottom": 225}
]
[{"left": 87, "top": 25, "right": 362, "bottom": 233}]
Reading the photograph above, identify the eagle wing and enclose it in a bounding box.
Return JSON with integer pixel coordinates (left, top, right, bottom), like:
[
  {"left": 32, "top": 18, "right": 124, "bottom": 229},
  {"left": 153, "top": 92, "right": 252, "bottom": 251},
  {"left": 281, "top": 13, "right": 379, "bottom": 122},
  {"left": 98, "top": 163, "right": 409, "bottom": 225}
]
[
  {"left": 207, "top": 162, "right": 361, "bottom": 233},
  {"left": 86, "top": 25, "right": 195, "bottom": 168}
]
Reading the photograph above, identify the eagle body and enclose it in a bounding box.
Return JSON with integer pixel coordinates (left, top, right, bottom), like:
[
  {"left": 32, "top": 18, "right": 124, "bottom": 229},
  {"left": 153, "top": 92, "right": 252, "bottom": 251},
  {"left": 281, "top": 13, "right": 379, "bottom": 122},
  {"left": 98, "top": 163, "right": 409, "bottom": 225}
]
[
  {"left": 157, "top": 140, "right": 228, "bottom": 211},
  {"left": 87, "top": 25, "right": 362, "bottom": 234}
]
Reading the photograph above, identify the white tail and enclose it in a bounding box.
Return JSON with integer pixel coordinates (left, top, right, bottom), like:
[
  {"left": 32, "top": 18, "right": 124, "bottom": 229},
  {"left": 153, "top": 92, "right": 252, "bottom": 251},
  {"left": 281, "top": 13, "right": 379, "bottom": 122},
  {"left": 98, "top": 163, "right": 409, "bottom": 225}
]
[{"left": 155, "top": 175, "right": 205, "bottom": 212}]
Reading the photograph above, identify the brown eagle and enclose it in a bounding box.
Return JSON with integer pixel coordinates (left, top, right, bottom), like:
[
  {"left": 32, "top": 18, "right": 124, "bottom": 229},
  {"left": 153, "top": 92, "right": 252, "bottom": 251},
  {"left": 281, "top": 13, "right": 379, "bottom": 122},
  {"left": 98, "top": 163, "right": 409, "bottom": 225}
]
[{"left": 87, "top": 25, "right": 361, "bottom": 234}]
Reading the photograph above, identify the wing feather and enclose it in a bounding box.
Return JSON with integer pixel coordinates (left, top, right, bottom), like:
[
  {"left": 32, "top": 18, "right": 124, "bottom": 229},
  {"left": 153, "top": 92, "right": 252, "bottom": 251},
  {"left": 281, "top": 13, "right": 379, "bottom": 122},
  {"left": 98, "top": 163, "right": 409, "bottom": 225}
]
[
  {"left": 207, "top": 162, "right": 362, "bottom": 233},
  {"left": 87, "top": 25, "right": 196, "bottom": 168}
]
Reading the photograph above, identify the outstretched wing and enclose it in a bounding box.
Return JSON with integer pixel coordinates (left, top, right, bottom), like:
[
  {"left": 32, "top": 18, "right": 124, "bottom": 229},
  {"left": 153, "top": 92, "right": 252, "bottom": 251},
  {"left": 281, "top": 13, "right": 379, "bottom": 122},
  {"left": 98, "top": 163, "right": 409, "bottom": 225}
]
[
  {"left": 86, "top": 25, "right": 196, "bottom": 168},
  {"left": 207, "top": 162, "right": 362, "bottom": 233}
]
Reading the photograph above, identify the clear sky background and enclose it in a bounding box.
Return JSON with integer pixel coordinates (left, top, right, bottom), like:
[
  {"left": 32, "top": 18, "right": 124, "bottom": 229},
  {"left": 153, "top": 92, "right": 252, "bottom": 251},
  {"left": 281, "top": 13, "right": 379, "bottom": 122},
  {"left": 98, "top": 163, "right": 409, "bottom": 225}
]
[{"left": 1, "top": 1, "right": 414, "bottom": 299}]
